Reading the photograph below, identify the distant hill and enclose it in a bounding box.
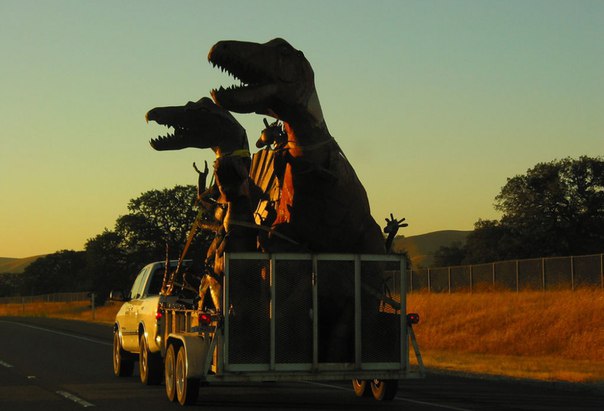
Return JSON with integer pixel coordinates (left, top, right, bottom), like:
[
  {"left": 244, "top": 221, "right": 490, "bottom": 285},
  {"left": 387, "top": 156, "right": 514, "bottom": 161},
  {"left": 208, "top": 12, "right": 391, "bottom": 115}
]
[
  {"left": 0, "top": 255, "right": 45, "bottom": 274},
  {"left": 392, "top": 230, "right": 470, "bottom": 268},
  {"left": 0, "top": 231, "right": 470, "bottom": 273}
]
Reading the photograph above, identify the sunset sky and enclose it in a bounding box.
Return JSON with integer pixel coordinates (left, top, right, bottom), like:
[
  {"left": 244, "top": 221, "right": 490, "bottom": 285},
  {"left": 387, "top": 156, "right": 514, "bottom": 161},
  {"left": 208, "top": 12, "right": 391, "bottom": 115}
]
[{"left": 1, "top": 0, "right": 602, "bottom": 258}]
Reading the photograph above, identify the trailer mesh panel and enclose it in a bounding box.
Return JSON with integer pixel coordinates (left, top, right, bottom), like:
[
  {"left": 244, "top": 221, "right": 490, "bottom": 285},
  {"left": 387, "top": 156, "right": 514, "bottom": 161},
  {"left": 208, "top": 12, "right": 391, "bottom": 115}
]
[
  {"left": 361, "top": 261, "right": 401, "bottom": 363},
  {"left": 317, "top": 260, "right": 355, "bottom": 363},
  {"left": 275, "top": 259, "right": 313, "bottom": 363},
  {"left": 228, "top": 258, "right": 271, "bottom": 364},
  {"left": 226, "top": 254, "right": 406, "bottom": 369}
]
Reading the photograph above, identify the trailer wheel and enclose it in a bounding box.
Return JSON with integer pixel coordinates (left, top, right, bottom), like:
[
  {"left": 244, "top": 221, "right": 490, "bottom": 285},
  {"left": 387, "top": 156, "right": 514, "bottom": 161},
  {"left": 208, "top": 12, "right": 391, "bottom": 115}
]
[
  {"left": 175, "top": 344, "right": 200, "bottom": 405},
  {"left": 165, "top": 343, "right": 177, "bottom": 402},
  {"left": 370, "top": 379, "right": 398, "bottom": 401},
  {"left": 352, "top": 379, "right": 371, "bottom": 397},
  {"left": 139, "top": 335, "right": 163, "bottom": 385},
  {"left": 113, "top": 331, "right": 134, "bottom": 377}
]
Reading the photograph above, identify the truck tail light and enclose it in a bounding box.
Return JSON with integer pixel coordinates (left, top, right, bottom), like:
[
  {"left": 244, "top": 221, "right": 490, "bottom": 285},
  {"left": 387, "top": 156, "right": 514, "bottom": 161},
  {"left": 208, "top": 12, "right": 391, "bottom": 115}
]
[
  {"left": 155, "top": 310, "right": 163, "bottom": 320},
  {"left": 199, "top": 313, "right": 211, "bottom": 326}
]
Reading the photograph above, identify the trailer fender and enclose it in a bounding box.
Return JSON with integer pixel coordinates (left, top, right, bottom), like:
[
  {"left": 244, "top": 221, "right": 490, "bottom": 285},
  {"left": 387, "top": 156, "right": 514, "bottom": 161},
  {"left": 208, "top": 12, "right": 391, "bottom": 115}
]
[{"left": 167, "top": 333, "right": 212, "bottom": 379}]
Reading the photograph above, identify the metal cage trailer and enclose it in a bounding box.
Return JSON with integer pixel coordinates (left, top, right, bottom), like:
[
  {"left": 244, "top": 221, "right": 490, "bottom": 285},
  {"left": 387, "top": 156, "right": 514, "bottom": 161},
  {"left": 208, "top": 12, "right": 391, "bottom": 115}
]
[{"left": 161, "top": 252, "right": 424, "bottom": 405}]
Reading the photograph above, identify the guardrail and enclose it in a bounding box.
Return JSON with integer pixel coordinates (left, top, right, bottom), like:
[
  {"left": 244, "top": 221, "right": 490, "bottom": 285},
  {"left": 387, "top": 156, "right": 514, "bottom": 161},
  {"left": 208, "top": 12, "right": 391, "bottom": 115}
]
[{"left": 410, "top": 253, "right": 604, "bottom": 292}]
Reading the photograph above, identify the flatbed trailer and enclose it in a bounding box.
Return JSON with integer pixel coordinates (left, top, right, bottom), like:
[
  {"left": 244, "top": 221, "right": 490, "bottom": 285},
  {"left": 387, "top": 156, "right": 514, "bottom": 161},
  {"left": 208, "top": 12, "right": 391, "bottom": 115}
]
[{"left": 159, "top": 252, "right": 424, "bottom": 405}]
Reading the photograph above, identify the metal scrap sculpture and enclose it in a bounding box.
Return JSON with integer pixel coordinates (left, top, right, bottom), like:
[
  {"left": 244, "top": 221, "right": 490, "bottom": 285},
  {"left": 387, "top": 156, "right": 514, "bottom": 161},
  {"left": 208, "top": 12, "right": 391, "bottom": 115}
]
[{"left": 146, "top": 39, "right": 407, "bottom": 361}]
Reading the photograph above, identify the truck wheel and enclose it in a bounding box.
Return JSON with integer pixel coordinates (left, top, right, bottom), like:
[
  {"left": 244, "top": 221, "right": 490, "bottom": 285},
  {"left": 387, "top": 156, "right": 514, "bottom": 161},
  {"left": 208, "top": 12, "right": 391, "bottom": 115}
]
[
  {"left": 165, "top": 344, "right": 177, "bottom": 402},
  {"left": 139, "top": 335, "right": 163, "bottom": 385},
  {"left": 352, "top": 379, "right": 371, "bottom": 397},
  {"left": 175, "top": 345, "right": 200, "bottom": 405},
  {"left": 370, "top": 379, "right": 398, "bottom": 401},
  {"left": 113, "top": 331, "right": 134, "bottom": 377}
]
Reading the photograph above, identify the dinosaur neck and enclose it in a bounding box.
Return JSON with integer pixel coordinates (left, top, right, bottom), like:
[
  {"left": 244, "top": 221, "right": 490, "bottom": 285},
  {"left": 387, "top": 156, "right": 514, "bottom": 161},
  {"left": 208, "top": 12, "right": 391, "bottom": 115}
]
[
  {"left": 282, "top": 91, "right": 333, "bottom": 159},
  {"left": 212, "top": 135, "right": 250, "bottom": 158}
]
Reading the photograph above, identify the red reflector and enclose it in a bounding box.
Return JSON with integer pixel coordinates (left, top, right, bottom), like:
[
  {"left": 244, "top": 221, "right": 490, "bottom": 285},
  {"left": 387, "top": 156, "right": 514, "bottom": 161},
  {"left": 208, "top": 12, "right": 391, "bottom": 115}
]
[
  {"left": 155, "top": 311, "right": 163, "bottom": 320},
  {"left": 406, "top": 313, "right": 420, "bottom": 325},
  {"left": 199, "top": 313, "right": 211, "bottom": 326}
]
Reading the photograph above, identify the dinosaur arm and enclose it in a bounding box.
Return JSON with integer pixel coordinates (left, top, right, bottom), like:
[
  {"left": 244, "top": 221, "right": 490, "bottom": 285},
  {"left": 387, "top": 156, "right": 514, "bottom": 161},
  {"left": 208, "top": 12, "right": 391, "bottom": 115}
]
[{"left": 384, "top": 214, "right": 408, "bottom": 253}]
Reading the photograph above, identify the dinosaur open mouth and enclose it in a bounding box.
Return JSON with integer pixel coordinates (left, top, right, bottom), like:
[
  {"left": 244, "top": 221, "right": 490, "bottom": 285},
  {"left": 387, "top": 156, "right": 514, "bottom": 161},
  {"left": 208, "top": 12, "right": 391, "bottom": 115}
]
[
  {"left": 146, "top": 111, "right": 192, "bottom": 151},
  {"left": 208, "top": 54, "right": 276, "bottom": 111},
  {"left": 149, "top": 129, "right": 185, "bottom": 150},
  {"left": 148, "top": 126, "right": 191, "bottom": 151}
]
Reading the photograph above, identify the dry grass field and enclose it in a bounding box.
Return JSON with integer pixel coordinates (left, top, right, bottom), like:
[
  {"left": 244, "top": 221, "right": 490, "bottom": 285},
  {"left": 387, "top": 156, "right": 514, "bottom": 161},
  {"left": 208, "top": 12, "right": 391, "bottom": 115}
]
[
  {"left": 1, "top": 289, "right": 602, "bottom": 383},
  {"left": 408, "top": 289, "right": 604, "bottom": 383},
  {"left": 0, "top": 300, "right": 120, "bottom": 324}
]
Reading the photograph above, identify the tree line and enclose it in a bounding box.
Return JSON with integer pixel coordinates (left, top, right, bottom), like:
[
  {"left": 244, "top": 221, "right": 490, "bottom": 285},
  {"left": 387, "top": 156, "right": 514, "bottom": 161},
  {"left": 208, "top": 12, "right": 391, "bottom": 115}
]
[
  {"left": 1, "top": 156, "right": 602, "bottom": 300},
  {"left": 434, "top": 156, "right": 604, "bottom": 267},
  {"left": 0, "top": 185, "right": 208, "bottom": 303}
]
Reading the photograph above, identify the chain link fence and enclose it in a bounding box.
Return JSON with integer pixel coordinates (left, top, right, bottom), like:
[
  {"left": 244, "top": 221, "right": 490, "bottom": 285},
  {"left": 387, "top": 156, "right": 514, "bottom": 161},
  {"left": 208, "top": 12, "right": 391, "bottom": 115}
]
[
  {"left": 410, "top": 253, "right": 604, "bottom": 292},
  {"left": 2, "top": 253, "right": 602, "bottom": 301},
  {"left": 0, "top": 291, "right": 97, "bottom": 319}
]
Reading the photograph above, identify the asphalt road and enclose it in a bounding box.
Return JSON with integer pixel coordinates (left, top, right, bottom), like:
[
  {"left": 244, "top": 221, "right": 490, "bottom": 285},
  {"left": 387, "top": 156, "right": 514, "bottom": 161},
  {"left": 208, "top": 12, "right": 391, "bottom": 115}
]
[{"left": 0, "top": 317, "right": 602, "bottom": 411}]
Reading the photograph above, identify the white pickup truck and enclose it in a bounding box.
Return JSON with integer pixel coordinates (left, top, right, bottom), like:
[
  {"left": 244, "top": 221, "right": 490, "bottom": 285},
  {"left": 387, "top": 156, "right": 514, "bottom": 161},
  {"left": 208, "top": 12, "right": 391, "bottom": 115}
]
[{"left": 111, "top": 260, "right": 191, "bottom": 385}]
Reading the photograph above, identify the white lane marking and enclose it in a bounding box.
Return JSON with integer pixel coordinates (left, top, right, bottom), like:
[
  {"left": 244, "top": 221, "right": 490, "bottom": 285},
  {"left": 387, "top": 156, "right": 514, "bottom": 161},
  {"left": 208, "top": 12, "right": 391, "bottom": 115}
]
[
  {"left": 0, "top": 360, "right": 14, "bottom": 368},
  {"left": 393, "top": 396, "right": 473, "bottom": 411},
  {"left": 56, "top": 390, "right": 95, "bottom": 408},
  {"left": 304, "top": 381, "right": 473, "bottom": 411},
  {"left": 0, "top": 320, "right": 112, "bottom": 347},
  {"left": 303, "top": 381, "right": 350, "bottom": 392}
]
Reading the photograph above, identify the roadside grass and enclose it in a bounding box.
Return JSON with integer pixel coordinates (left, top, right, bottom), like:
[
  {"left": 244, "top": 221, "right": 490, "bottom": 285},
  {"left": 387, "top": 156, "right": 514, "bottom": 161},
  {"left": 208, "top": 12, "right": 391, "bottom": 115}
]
[
  {"left": 1, "top": 289, "right": 602, "bottom": 383},
  {"left": 408, "top": 289, "right": 604, "bottom": 383},
  {"left": 411, "top": 350, "right": 604, "bottom": 383},
  {"left": 0, "top": 300, "right": 120, "bottom": 324}
]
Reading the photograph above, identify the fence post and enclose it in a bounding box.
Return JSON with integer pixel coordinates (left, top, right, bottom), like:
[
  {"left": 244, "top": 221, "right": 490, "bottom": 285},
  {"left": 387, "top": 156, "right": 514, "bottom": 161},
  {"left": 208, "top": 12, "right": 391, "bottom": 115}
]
[
  {"left": 492, "top": 263, "right": 496, "bottom": 288},
  {"left": 21, "top": 297, "right": 25, "bottom": 314},
  {"left": 601, "top": 254, "right": 603, "bottom": 289},
  {"left": 448, "top": 267, "right": 451, "bottom": 293},
  {"left": 515, "top": 260, "right": 519, "bottom": 292},
  {"left": 427, "top": 268, "right": 431, "bottom": 293},
  {"left": 542, "top": 258, "right": 546, "bottom": 291},
  {"left": 469, "top": 265, "right": 473, "bottom": 293}
]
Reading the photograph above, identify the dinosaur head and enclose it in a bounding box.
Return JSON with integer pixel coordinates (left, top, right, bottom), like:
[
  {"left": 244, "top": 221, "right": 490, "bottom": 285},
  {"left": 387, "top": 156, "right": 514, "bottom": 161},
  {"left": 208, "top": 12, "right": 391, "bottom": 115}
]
[
  {"left": 208, "top": 38, "right": 324, "bottom": 126},
  {"left": 146, "top": 97, "right": 249, "bottom": 157}
]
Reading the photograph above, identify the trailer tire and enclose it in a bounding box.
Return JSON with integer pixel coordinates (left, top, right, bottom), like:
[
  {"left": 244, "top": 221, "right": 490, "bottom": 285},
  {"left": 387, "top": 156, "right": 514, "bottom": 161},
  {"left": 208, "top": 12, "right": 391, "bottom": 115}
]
[
  {"left": 139, "top": 335, "right": 162, "bottom": 385},
  {"left": 175, "top": 344, "right": 200, "bottom": 405},
  {"left": 165, "top": 343, "right": 177, "bottom": 402},
  {"left": 113, "top": 331, "right": 134, "bottom": 377},
  {"left": 352, "top": 379, "right": 371, "bottom": 397},
  {"left": 371, "top": 379, "right": 398, "bottom": 401}
]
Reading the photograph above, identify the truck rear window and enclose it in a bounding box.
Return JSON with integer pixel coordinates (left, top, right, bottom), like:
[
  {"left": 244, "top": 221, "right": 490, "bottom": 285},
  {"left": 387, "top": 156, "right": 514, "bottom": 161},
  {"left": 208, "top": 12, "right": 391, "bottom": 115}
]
[{"left": 148, "top": 268, "right": 165, "bottom": 295}]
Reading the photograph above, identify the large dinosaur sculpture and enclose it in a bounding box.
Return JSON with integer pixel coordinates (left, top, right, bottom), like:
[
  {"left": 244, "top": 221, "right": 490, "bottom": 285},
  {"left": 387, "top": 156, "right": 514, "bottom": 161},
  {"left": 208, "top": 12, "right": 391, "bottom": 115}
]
[
  {"left": 208, "top": 38, "right": 386, "bottom": 254},
  {"left": 146, "top": 39, "right": 407, "bottom": 362}
]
